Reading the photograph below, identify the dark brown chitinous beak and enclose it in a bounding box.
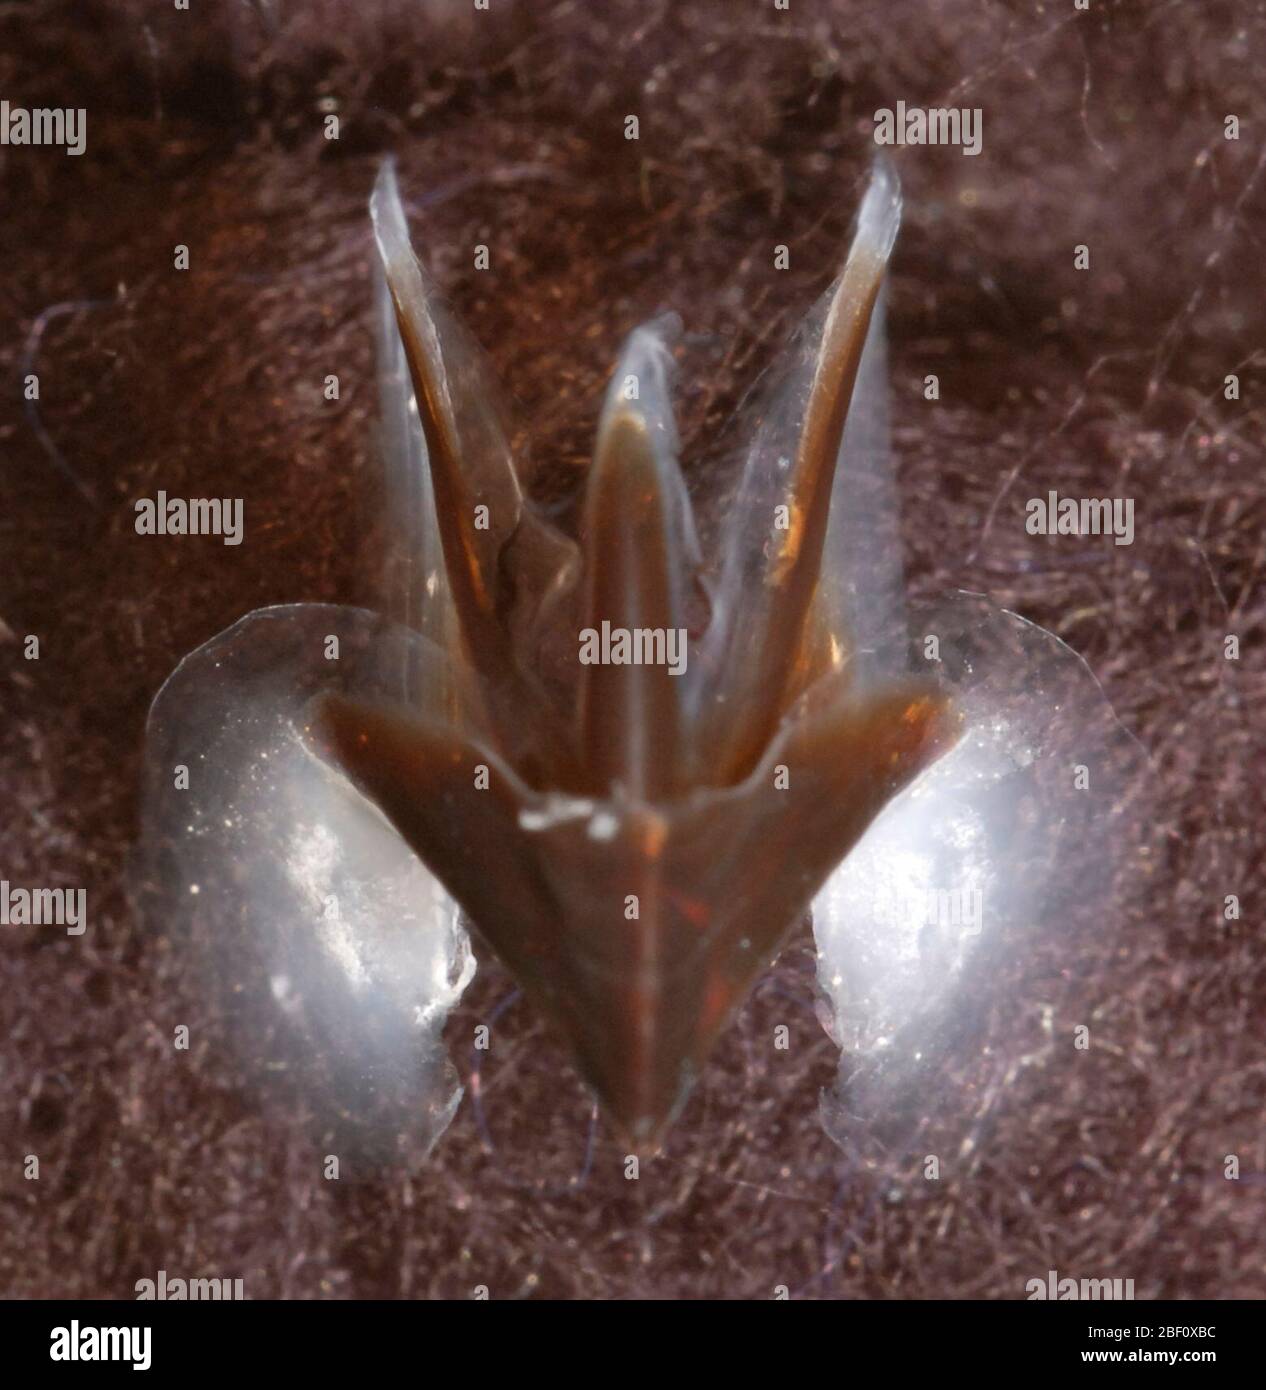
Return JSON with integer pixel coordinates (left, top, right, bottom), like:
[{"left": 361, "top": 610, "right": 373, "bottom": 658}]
[{"left": 310, "top": 160, "right": 960, "bottom": 1150}]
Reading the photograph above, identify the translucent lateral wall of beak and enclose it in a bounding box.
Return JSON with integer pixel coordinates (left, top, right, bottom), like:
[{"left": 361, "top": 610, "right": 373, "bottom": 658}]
[
  {"left": 370, "top": 161, "right": 581, "bottom": 785},
  {"left": 370, "top": 159, "right": 523, "bottom": 678},
  {"left": 814, "top": 279, "right": 909, "bottom": 690},
  {"left": 371, "top": 242, "right": 460, "bottom": 717},
  {"left": 578, "top": 316, "right": 698, "bottom": 800},
  {"left": 698, "top": 159, "right": 903, "bottom": 783}
]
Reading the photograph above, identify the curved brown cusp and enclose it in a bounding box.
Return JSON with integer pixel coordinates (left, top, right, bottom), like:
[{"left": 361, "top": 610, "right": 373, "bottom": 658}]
[{"left": 312, "top": 158, "right": 957, "bottom": 1146}]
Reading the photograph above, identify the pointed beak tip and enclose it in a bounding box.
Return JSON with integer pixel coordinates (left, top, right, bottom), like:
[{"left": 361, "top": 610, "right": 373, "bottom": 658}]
[
  {"left": 855, "top": 160, "right": 903, "bottom": 263},
  {"left": 612, "top": 1111, "right": 672, "bottom": 1159},
  {"left": 595, "top": 1076, "right": 685, "bottom": 1157}
]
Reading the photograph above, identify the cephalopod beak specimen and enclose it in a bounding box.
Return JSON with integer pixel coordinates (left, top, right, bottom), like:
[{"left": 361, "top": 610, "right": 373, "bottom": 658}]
[{"left": 311, "top": 160, "right": 960, "bottom": 1148}]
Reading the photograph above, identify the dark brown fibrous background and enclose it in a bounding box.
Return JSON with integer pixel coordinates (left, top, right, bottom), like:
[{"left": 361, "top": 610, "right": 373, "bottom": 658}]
[{"left": 1, "top": 0, "right": 1263, "bottom": 1300}]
